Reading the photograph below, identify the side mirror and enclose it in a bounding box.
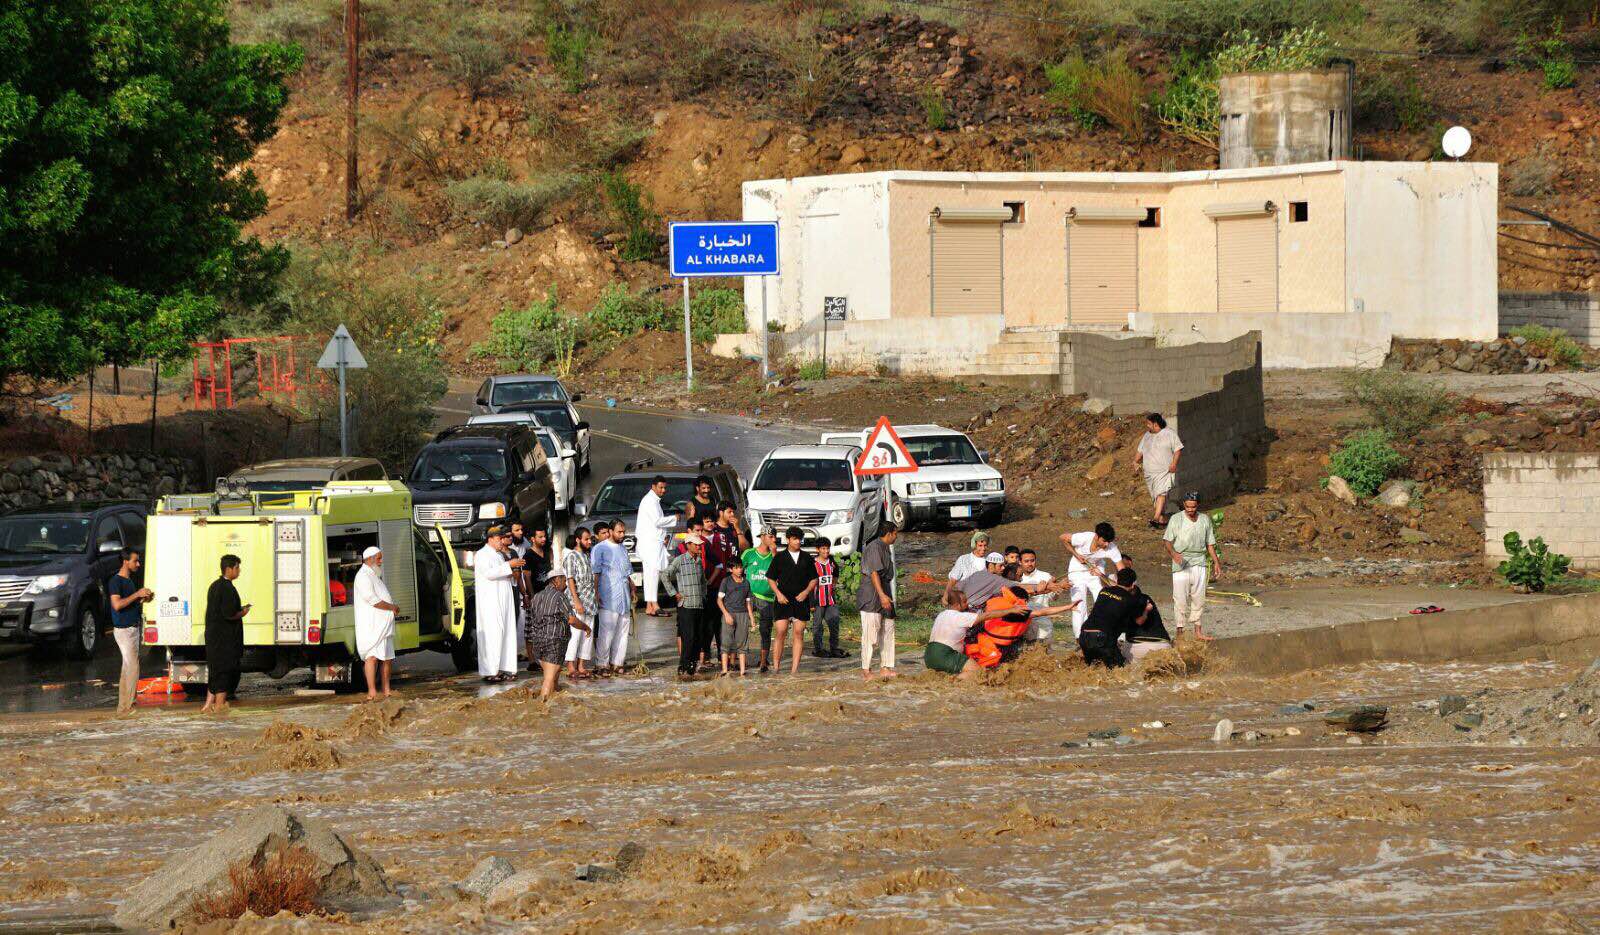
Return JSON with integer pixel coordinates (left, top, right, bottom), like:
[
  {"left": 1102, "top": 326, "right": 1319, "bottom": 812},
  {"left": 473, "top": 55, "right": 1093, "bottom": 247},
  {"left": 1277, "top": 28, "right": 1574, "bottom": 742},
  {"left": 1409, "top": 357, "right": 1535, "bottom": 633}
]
[
  {"left": 861, "top": 479, "right": 881, "bottom": 492},
  {"left": 570, "top": 392, "right": 584, "bottom": 402},
  {"left": 572, "top": 501, "right": 588, "bottom": 518},
  {"left": 99, "top": 540, "right": 123, "bottom": 554},
  {"left": 978, "top": 450, "right": 990, "bottom": 462},
  {"left": 576, "top": 420, "right": 591, "bottom": 431},
  {"left": 560, "top": 448, "right": 578, "bottom": 459}
]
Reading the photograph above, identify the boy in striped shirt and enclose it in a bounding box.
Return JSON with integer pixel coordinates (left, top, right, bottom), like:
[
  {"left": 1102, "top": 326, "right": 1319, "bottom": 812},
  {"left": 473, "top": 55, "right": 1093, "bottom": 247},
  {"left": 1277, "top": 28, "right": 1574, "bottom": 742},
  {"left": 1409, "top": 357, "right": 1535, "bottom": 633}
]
[{"left": 810, "top": 538, "right": 846, "bottom": 658}]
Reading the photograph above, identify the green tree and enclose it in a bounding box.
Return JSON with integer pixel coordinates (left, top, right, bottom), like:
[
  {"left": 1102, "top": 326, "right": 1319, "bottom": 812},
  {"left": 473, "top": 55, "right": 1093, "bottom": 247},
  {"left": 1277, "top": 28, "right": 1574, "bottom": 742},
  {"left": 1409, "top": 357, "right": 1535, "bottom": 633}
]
[{"left": 0, "top": 0, "right": 301, "bottom": 384}]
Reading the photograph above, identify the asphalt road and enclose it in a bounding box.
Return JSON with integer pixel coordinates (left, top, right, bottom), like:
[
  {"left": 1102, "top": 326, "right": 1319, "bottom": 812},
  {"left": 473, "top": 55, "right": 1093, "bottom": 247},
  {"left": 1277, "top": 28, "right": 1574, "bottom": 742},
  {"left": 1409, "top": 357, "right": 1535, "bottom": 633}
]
[{"left": 0, "top": 386, "right": 808, "bottom": 714}]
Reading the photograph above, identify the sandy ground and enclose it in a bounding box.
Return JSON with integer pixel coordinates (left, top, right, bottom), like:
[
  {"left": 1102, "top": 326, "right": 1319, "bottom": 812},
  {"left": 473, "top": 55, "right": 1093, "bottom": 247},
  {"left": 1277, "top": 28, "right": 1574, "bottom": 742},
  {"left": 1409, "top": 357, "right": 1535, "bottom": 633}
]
[{"left": 1, "top": 648, "right": 1597, "bottom": 932}]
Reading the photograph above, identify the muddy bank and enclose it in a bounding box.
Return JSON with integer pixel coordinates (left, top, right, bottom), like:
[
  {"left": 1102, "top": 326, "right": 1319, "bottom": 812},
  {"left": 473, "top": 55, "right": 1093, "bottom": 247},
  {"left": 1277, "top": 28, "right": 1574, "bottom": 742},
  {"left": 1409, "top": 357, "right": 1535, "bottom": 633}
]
[{"left": 1, "top": 655, "right": 1597, "bottom": 931}]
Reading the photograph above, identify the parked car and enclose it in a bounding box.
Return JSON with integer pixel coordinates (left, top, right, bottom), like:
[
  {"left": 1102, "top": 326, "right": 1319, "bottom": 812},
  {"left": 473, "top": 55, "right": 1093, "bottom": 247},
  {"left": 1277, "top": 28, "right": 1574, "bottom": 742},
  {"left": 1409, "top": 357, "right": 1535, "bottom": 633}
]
[
  {"left": 746, "top": 444, "right": 884, "bottom": 555},
  {"left": 225, "top": 457, "right": 387, "bottom": 493},
  {"left": 472, "top": 374, "right": 580, "bottom": 413},
  {"left": 580, "top": 457, "right": 745, "bottom": 585},
  {"left": 466, "top": 412, "right": 578, "bottom": 513},
  {"left": 500, "top": 400, "right": 591, "bottom": 475},
  {"left": 0, "top": 501, "right": 148, "bottom": 659},
  {"left": 407, "top": 424, "right": 556, "bottom": 566},
  {"left": 820, "top": 424, "right": 1004, "bottom": 529}
]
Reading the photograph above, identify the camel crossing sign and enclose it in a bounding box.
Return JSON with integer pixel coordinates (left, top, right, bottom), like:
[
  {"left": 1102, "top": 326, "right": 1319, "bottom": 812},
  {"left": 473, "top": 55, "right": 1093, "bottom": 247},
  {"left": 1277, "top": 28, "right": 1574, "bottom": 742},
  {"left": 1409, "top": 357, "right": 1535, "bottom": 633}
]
[{"left": 854, "top": 417, "right": 919, "bottom": 476}]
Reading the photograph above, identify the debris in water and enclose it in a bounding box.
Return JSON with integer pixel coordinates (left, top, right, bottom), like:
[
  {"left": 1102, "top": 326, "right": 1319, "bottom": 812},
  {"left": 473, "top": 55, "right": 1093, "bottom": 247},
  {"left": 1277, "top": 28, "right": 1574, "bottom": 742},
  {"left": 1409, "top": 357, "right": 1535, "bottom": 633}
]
[
  {"left": 1324, "top": 705, "right": 1389, "bottom": 733},
  {"left": 1212, "top": 719, "right": 1234, "bottom": 743}
]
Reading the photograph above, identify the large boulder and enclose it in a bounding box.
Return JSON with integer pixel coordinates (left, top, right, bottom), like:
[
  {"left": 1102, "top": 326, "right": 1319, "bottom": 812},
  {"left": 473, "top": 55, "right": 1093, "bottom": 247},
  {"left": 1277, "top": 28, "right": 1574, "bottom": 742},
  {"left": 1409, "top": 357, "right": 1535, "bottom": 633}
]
[{"left": 113, "top": 805, "right": 393, "bottom": 932}]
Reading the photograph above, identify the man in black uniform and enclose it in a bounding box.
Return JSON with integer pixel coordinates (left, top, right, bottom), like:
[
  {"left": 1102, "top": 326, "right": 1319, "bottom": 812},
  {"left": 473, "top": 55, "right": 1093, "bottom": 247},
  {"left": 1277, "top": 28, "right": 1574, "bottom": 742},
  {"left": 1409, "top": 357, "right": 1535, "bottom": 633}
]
[
  {"left": 1078, "top": 566, "right": 1141, "bottom": 668},
  {"left": 203, "top": 554, "right": 251, "bottom": 712}
]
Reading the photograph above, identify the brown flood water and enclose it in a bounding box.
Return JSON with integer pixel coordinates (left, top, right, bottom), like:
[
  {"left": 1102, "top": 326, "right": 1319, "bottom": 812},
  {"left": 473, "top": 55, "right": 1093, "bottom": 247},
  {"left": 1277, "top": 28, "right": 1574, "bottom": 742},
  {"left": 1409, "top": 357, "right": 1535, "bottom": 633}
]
[{"left": 0, "top": 651, "right": 1597, "bottom": 933}]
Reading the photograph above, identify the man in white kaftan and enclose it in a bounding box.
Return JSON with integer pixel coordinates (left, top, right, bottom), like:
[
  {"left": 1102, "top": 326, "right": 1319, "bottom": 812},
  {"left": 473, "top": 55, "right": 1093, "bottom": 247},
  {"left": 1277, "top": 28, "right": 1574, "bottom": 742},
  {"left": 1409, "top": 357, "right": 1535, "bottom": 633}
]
[
  {"left": 353, "top": 546, "right": 399, "bottom": 699},
  {"left": 474, "top": 526, "right": 524, "bottom": 681},
  {"left": 634, "top": 476, "right": 679, "bottom": 616}
]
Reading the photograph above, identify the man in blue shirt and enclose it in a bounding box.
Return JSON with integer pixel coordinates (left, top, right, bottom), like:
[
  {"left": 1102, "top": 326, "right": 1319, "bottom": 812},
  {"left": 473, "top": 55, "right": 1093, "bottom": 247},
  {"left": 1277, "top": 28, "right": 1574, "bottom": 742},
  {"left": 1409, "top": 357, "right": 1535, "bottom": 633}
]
[
  {"left": 590, "top": 518, "right": 634, "bottom": 675},
  {"left": 107, "top": 548, "right": 152, "bottom": 713}
]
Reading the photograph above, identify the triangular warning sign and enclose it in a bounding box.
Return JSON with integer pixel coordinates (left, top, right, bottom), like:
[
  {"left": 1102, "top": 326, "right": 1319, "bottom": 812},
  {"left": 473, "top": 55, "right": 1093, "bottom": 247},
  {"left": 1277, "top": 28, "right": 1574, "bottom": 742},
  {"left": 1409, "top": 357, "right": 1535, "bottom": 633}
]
[{"left": 854, "top": 416, "right": 919, "bottom": 475}]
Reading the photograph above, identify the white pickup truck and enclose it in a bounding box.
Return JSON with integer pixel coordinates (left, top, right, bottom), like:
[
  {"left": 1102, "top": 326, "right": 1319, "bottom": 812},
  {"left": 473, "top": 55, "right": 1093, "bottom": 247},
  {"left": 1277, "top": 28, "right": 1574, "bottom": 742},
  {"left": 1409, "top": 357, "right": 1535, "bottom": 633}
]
[
  {"left": 746, "top": 444, "right": 885, "bottom": 555},
  {"left": 821, "top": 424, "right": 1004, "bottom": 530}
]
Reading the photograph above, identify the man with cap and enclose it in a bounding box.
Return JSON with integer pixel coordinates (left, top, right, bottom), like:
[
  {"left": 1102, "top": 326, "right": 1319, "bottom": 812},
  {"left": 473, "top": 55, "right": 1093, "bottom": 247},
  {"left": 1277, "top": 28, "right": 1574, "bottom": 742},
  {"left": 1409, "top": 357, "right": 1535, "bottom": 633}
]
[
  {"left": 526, "top": 567, "right": 585, "bottom": 699},
  {"left": 353, "top": 546, "right": 400, "bottom": 700},
  {"left": 1162, "top": 491, "right": 1223, "bottom": 641},
  {"left": 663, "top": 533, "right": 709, "bottom": 678},
  {"left": 944, "top": 531, "right": 991, "bottom": 606},
  {"left": 958, "top": 551, "right": 1065, "bottom": 611},
  {"left": 474, "top": 526, "right": 524, "bottom": 683}
]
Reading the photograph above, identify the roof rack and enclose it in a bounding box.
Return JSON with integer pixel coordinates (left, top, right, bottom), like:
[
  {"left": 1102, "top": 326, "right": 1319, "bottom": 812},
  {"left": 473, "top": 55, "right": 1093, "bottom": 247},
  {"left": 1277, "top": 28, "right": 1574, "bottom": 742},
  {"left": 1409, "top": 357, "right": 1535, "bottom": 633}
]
[
  {"left": 697, "top": 456, "right": 725, "bottom": 470},
  {"left": 623, "top": 459, "right": 655, "bottom": 473}
]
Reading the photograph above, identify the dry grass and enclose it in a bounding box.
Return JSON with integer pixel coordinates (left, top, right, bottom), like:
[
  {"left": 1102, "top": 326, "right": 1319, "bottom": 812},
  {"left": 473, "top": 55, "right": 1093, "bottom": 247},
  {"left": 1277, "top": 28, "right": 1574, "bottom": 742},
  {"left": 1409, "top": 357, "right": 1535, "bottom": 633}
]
[{"left": 189, "top": 846, "right": 325, "bottom": 922}]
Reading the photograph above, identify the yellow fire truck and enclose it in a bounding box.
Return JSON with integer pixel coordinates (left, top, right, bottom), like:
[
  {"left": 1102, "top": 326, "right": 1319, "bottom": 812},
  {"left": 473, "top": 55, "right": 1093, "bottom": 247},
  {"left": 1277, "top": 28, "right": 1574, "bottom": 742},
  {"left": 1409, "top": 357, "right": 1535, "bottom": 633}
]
[{"left": 142, "top": 480, "right": 471, "bottom": 690}]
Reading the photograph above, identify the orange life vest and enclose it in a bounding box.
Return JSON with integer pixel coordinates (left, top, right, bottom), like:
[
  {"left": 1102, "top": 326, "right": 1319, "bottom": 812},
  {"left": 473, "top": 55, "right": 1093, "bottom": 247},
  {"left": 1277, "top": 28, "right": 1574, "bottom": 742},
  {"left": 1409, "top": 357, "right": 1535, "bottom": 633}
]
[{"left": 965, "top": 592, "right": 1032, "bottom": 669}]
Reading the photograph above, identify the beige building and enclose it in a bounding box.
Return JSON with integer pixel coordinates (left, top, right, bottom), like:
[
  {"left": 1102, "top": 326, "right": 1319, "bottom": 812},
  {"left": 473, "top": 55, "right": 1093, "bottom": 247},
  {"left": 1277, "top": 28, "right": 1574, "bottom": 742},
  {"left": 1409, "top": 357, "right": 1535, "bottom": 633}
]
[{"left": 737, "top": 161, "right": 1497, "bottom": 370}]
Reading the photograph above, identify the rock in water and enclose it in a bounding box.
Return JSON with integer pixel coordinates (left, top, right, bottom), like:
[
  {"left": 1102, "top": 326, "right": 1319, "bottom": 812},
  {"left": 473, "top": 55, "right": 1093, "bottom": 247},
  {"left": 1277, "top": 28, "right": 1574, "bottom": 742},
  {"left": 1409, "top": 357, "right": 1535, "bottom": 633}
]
[
  {"left": 460, "top": 856, "right": 516, "bottom": 898},
  {"left": 1212, "top": 718, "right": 1234, "bottom": 743},
  {"left": 1323, "top": 705, "right": 1389, "bottom": 733},
  {"left": 1437, "top": 694, "right": 1468, "bottom": 717},
  {"left": 114, "top": 805, "right": 392, "bottom": 932}
]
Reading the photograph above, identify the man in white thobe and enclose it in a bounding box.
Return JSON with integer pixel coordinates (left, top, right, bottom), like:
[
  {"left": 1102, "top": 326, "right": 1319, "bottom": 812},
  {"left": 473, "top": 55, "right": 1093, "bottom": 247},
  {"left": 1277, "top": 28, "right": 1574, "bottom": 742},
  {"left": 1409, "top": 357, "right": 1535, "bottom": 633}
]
[
  {"left": 1059, "top": 523, "right": 1128, "bottom": 639},
  {"left": 474, "top": 526, "right": 524, "bottom": 682},
  {"left": 353, "top": 546, "right": 399, "bottom": 700},
  {"left": 634, "top": 476, "right": 679, "bottom": 617}
]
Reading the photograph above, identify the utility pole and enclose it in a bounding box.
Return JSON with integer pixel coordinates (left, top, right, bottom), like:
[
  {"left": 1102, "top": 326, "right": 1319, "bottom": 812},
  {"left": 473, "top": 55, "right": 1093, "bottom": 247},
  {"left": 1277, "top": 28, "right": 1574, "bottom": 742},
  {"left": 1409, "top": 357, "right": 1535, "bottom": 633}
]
[{"left": 344, "top": 0, "right": 360, "bottom": 220}]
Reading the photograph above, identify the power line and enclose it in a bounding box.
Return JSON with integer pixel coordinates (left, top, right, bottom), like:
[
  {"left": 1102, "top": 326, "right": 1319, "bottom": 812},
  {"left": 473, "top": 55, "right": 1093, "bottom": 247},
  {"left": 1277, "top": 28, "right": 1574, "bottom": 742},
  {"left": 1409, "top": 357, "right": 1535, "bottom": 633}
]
[{"left": 885, "top": 0, "right": 1600, "bottom": 66}]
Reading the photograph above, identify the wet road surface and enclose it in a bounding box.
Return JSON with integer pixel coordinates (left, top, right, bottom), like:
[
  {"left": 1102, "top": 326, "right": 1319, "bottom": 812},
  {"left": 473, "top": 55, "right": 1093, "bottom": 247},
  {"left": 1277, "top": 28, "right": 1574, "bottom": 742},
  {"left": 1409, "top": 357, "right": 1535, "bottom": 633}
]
[{"left": 0, "top": 386, "right": 809, "bottom": 715}]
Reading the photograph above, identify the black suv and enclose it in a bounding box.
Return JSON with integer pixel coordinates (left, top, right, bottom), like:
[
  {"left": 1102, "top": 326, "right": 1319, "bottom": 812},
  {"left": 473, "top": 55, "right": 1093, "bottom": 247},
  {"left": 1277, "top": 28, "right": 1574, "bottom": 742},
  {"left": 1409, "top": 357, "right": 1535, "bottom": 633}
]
[
  {"left": 0, "top": 501, "right": 148, "bottom": 659},
  {"left": 582, "top": 457, "right": 746, "bottom": 579},
  {"left": 408, "top": 424, "right": 556, "bottom": 563}
]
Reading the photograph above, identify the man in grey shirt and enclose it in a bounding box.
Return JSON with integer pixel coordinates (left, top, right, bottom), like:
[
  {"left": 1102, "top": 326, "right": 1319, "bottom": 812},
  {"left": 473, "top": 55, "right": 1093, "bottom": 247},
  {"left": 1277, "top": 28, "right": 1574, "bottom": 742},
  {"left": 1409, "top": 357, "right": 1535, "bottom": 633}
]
[
  {"left": 960, "top": 552, "right": 1064, "bottom": 610},
  {"left": 856, "top": 523, "right": 900, "bottom": 680}
]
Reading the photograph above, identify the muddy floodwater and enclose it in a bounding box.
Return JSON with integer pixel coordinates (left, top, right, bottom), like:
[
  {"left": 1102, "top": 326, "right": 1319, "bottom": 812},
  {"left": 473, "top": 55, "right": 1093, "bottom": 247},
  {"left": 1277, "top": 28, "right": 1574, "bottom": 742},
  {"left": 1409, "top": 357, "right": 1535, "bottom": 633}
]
[{"left": 1, "top": 652, "right": 1597, "bottom": 933}]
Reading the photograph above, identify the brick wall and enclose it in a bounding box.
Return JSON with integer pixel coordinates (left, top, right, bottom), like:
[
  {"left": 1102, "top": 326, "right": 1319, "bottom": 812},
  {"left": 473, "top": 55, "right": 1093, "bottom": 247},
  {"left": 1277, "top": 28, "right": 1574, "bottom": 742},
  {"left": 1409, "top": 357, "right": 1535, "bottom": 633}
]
[
  {"left": 1499, "top": 291, "right": 1600, "bottom": 346},
  {"left": 1065, "top": 331, "right": 1265, "bottom": 502},
  {"left": 1484, "top": 453, "right": 1600, "bottom": 570}
]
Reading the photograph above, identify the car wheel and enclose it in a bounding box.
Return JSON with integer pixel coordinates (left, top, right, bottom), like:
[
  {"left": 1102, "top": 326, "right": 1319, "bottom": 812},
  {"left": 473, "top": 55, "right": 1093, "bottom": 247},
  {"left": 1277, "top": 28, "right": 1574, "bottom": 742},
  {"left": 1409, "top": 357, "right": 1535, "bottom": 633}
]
[
  {"left": 890, "top": 497, "right": 910, "bottom": 531},
  {"left": 450, "top": 630, "right": 476, "bottom": 674},
  {"left": 67, "top": 602, "right": 100, "bottom": 660}
]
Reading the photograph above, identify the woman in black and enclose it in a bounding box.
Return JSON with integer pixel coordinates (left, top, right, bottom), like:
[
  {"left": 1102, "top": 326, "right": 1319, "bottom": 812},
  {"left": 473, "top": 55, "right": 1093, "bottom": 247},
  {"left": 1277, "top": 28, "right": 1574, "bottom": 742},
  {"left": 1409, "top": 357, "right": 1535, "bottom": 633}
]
[{"left": 203, "top": 554, "right": 250, "bottom": 712}]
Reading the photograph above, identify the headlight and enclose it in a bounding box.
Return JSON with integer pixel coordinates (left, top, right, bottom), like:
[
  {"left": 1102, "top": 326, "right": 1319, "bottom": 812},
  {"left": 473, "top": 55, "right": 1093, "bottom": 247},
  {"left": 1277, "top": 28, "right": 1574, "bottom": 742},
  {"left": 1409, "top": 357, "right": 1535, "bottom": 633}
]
[
  {"left": 825, "top": 510, "right": 855, "bottom": 525},
  {"left": 478, "top": 502, "right": 508, "bottom": 519},
  {"left": 23, "top": 575, "right": 69, "bottom": 595},
  {"left": 908, "top": 482, "right": 934, "bottom": 495},
  {"left": 980, "top": 479, "right": 1002, "bottom": 492}
]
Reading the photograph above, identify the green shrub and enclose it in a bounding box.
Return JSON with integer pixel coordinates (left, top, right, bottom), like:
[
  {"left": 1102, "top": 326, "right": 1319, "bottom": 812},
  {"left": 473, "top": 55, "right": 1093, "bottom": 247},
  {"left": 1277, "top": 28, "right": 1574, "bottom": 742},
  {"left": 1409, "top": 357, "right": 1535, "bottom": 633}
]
[
  {"left": 766, "top": 29, "right": 860, "bottom": 121},
  {"left": 1497, "top": 532, "right": 1570, "bottom": 592},
  {"left": 1339, "top": 369, "right": 1457, "bottom": 438},
  {"left": 229, "top": 0, "right": 343, "bottom": 66},
  {"left": 1043, "top": 53, "right": 1103, "bottom": 129},
  {"left": 1154, "top": 51, "right": 1219, "bottom": 145},
  {"left": 600, "top": 172, "right": 662, "bottom": 261},
  {"left": 1044, "top": 50, "right": 1144, "bottom": 137},
  {"left": 587, "top": 283, "right": 674, "bottom": 340},
  {"left": 546, "top": 21, "right": 596, "bottom": 92},
  {"left": 797, "top": 359, "right": 826, "bottom": 380},
  {"left": 1353, "top": 65, "right": 1432, "bottom": 131},
  {"left": 472, "top": 291, "right": 579, "bottom": 375},
  {"left": 918, "top": 88, "right": 951, "bottom": 130},
  {"left": 1541, "top": 56, "right": 1576, "bottom": 90},
  {"left": 690, "top": 288, "right": 747, "bottom": 342},
  {"left": 1326, "top": 429, "right": 1407, "bottom": 498},
  {"left": 1509, "top": 324, "right": 1583, "bottom": 367},
  {"left": 443, "top": 171, "right": 587, "bottom": 231},
  {"left": 1214, "top": 25, "right": 1332, "bottom": 73},
  {"left": 434, "top": 17, "right": 517, "bottom": 98},
  {"left": 834, "top": 550, "right": 862, "bottom": 596}
]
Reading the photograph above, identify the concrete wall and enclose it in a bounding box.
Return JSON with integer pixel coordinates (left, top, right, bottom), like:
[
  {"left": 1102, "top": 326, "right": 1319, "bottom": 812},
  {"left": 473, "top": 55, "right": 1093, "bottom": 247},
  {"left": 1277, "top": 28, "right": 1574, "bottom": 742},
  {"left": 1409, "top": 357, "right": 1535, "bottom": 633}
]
[
  {"left": 780, "top": 314, "right": 1006, "bottom": 376},
  {"left": 1066, "top": 331, "right": 1264, "bottom": 501},
  {"left": 1218, "top": 67, "right": 1353, "bottom": 169},
  {"left": 1345, "top": 161, "right": 1498, "bottom": 343},
  {"left": 1484, "top": 453, "right": 1600, "bottom": 570},
  {"left": 1130, "top": 309, "right": 1392, "bottom": 368},
  {"left": 1213, "top": 591, "right": 1600, "bottom": 675},
  {"left": 1500, "top": 291, "right": 1600, "bottom": 345}
]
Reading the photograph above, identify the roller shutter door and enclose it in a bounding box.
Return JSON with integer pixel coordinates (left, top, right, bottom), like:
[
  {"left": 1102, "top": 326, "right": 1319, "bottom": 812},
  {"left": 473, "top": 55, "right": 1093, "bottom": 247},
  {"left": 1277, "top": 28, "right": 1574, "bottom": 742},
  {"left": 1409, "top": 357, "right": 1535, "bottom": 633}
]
[
  {"left": 930, "top": 222, "right": 1002, "bottom": 316},
  {"left": 1067, "top": 222, "right": 1138, "bottom": 323},
  {"left": 1216, "top": 215, "right": 1278, "bottom": 313}
]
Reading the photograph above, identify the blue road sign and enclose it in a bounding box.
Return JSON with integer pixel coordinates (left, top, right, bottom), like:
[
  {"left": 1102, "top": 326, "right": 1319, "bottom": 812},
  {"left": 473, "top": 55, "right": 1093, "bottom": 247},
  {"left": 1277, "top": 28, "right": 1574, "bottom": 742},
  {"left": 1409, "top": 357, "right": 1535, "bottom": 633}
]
[{"left": 669, "top": 221, "right": 779, "bottom": 277}]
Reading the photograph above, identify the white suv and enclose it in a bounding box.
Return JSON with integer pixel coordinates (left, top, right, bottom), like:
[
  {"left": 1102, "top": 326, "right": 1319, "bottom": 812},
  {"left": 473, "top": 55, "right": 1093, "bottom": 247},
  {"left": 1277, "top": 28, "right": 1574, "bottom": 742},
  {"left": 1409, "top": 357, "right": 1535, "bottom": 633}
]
[
  {"left": 746, "top": 445, "right": 885, "bottom": 555},
  {"left": 821, "top": 424, "right": 1003, "bottom": 530}
]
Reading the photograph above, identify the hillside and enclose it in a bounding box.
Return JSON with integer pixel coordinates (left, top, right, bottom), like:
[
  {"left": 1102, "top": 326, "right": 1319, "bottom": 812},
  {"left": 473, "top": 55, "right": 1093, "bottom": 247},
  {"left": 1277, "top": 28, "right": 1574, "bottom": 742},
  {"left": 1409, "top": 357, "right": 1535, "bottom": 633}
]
[{"left": 232, "top": 0, "right": 1600, "bottom": 362}]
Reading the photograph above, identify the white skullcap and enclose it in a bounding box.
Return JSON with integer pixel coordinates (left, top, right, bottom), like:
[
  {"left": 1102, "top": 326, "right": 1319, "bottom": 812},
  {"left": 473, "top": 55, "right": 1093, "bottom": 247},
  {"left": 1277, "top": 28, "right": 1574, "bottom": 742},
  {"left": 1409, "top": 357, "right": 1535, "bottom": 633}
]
[{"left": 362, "top": 546, "right": 382, "bottom": 560}]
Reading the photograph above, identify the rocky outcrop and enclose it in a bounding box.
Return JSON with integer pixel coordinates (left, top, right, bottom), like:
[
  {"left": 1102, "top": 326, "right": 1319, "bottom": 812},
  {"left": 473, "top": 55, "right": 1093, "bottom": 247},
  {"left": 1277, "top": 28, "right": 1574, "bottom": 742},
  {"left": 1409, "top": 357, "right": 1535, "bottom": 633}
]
[
  {"left": 113, "top": 805, "right": 393, "bottom": 932},
  {"left": 0, "top": 453, "right": 187, "bottom": 511},
  {"left": 1389, "top": 337, "right": 1595, "bottom": 374}
]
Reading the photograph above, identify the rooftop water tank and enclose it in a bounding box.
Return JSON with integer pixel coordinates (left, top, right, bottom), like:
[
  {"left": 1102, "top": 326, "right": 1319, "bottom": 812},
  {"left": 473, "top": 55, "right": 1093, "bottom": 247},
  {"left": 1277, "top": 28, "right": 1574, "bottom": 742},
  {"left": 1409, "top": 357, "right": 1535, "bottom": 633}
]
[{"left": 1218, "top": 65, "right": 1353, "bottom": 169}]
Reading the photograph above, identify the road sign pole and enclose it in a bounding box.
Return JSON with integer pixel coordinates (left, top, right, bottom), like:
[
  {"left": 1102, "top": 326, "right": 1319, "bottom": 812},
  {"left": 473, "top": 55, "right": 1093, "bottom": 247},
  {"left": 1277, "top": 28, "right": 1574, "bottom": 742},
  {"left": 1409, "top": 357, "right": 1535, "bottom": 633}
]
[
  {"left": 682, "top": 278, "right": 693, "bottom": 392},
  {"left": 336, "top": 337, "right": 349, "bottom": 457},
  {"left": 760, "top": 277, "right": 769, "bottom": 383},
  {"left": 821, "top": 308, "right": 828, "bottom": 381}
]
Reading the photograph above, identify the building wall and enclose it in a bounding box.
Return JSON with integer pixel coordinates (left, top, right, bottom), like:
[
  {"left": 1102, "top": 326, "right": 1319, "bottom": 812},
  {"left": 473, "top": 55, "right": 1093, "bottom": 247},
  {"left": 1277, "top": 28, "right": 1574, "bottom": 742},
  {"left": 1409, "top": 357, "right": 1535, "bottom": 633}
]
[
  {"left": 1500, "top": 291, "right": 1600, "bottom": 345},
  {"left": 1345, "top": 161, "right": 1498, "bottom": 342},
  {"left": 1484, "top": 452, "right": 1600, "bottom": 570},
  {"left": 1218, "top": 68, "right": 1354, "bottom": 170},
  {"left": 1066, "top": 331, "right": 1265, "bottom": 501}
]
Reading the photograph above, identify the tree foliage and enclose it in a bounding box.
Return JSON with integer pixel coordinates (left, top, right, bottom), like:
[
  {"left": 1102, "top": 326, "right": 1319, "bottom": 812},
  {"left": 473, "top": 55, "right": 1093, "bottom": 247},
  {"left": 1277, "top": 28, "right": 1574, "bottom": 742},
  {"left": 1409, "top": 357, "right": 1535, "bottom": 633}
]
[{"left": 0, "top": 0, "right": 300, "bottom": 383}]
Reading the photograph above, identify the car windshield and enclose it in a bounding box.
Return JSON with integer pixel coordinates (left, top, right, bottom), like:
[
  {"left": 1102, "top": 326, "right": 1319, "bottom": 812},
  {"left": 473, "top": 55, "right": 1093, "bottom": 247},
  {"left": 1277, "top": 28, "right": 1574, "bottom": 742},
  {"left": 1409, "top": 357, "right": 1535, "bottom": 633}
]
[
  {"left": 592, "top": 477, "right": 697, "bottom": 514},
  {"left": 536, "top": 434, "right": 559, "bottom": 457},
  {"left": 753, "top": 458, "right": 855, "bottom": 492},
  {"left": 0, "top": 517, "right": 91, "bottom": 554},
  {"left": 902, "top": 435, "right": 983, "bottom": 466},
  {"left": 522, "top": 407, "right": 574, "bottom": 433},
  {"left": 409, "top": 447, "right": 507, "bottom": 487},
  {"left": 492, "top": 381, "right": 565, "bottom": 407}
]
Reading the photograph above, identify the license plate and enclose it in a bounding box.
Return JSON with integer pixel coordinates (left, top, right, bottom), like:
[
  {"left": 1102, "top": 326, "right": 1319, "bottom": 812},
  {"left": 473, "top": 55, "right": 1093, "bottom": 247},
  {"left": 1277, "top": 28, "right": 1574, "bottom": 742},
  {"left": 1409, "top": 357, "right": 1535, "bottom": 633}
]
[
  {"left": 426, "top": 529, "right": 440, "bottom": 542},
  {"left": 949, "top": 505, "right": 972, "bottom": 518},
  {"left": 159, "top": 601, "right": 189, "bottom": 617}
]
